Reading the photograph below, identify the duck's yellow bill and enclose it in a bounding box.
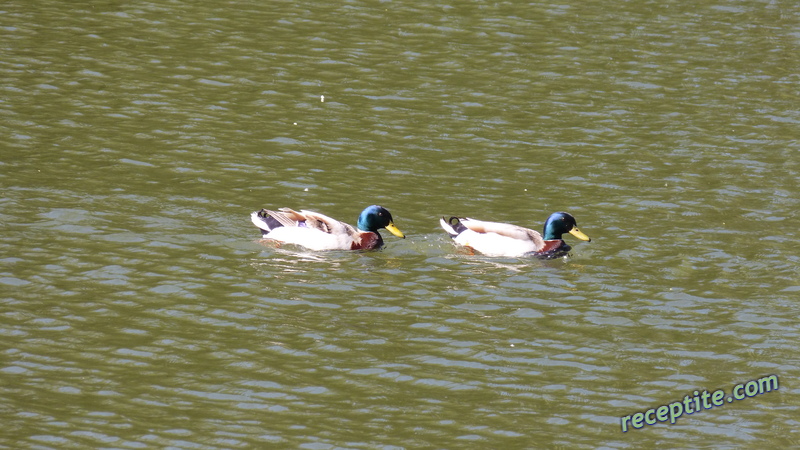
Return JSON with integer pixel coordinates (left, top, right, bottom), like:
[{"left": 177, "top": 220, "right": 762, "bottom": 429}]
[
  {"left": 386, "top": 222, "right": 405, "bottom": 238},
  {"left": 569, "top": 227, "right": 591, "bottom": 242}
]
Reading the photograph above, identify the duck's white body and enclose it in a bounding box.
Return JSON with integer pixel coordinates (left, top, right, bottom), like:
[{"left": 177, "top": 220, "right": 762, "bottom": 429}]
[
  {"left": 255, "top": 221, "right": 356, "bottom": 251},
  {"left": 439, "top": 217, "right": 547, "bottom": 257}
]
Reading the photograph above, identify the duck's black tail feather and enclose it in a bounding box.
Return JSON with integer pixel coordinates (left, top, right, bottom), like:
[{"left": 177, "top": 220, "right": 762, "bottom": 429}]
[
  {"left": 440, "top": 216, "right": 468, "bottom": 237},
  {"left": 251, "top": 209, "right": 285, "bottom": 236}
]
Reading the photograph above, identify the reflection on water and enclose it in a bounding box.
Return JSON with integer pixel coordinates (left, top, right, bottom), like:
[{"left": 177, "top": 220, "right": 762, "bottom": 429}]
[{"left": 2, "top": 0, "right": 799, "bottom": 448}]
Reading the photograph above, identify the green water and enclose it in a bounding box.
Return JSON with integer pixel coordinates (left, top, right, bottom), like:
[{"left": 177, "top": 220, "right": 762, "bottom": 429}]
[{"left": 2, "top": 0, "right": 799, "bottom": 448}]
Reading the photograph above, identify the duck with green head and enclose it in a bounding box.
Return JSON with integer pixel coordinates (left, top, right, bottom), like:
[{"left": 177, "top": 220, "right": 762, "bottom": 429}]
[
  {"left": 251, "top": 205, "right": 405, "bottom": 251},
  {"left": 439, "top": 211, "right": 590, "bottom": 258}
]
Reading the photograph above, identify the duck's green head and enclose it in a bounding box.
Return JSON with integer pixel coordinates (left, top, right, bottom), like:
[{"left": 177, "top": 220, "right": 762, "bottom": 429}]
[
  {"left": 357, "top": 205, "right": 405, "bottom": 238},
  {"left": 543, "top": 212, "right": 591, "bottom": 242}
]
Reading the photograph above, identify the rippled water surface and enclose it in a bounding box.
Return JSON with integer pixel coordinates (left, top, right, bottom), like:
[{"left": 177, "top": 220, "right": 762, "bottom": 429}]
[{"left": 2, "top": 0, "right": 799, "bottom": 448}]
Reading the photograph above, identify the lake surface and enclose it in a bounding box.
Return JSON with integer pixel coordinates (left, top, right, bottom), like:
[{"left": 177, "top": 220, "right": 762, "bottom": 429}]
[{"left": 2, "top": 0, "right": 799, "bottom": 448}]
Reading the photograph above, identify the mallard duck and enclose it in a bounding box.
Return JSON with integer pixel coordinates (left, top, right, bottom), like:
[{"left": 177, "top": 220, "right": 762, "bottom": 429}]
[
  {"left": 250, "top": 205, "right": 405, "bottom": 251},
  {"left": 439, "top": 211, "right": 590, "bottom": 258}
]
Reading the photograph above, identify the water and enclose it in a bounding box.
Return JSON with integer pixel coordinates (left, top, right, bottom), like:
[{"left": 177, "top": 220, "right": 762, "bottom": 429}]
[{"left": 2, "top": 0, "right": 799, "bottom": 448}]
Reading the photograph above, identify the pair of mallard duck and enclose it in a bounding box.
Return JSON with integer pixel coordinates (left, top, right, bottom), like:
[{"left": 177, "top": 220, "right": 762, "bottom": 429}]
[{"left": 251, "top": 205, "right": 591, "bottom": 258}]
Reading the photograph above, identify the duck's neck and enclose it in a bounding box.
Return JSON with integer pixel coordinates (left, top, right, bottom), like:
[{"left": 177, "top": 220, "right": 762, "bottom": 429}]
[
  {"left": 356, "top": 217, "right": 376, "bottom": 233},
  {"left": 542, "top": 217, "right": 565, "bottom": 240},
  {"left": 542, "top": 227, "right": 563, "bottom": 241}
]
